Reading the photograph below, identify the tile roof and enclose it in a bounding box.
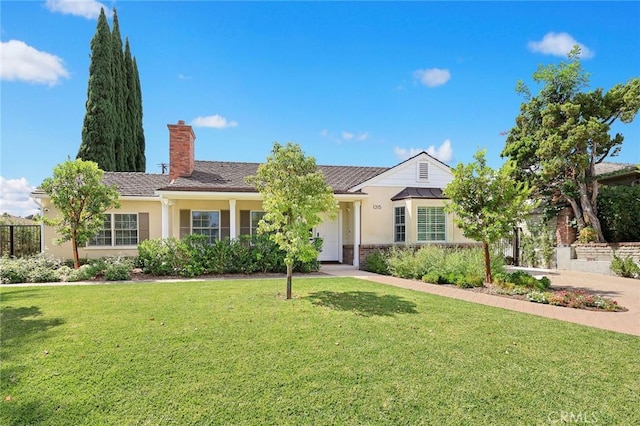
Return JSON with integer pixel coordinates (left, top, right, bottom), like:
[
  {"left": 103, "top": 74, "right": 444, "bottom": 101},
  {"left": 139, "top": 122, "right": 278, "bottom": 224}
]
[
  {"left": 594, "top": 162, "right": 637, "bottom": 176},
  {"left": 156, "top": 161, "right": 388, "bottom": 194},
  {"left": 37, "top": 161, "right": 390, "bottom": 197}
]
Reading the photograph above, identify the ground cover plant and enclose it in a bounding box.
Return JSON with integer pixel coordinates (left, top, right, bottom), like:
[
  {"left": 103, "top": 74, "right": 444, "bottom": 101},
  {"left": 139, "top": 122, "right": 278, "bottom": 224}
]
[{"left": 2, "top": 278, "right": 639, "bottom": 425}]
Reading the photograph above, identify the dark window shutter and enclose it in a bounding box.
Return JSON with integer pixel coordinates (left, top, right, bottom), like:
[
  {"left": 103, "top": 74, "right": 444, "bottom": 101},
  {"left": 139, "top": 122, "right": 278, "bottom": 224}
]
[
  {"left": 138, "top": 213, "right": 149, "bottom": 242},
  {"left": 179, "top": 209, "right": 191, "bottom": 239},
  {"left": 221, "top": 210, "right": 230, "bottom": 240},
  {"left": 240, "top": 210, "right": 250, "bottom": 235}
]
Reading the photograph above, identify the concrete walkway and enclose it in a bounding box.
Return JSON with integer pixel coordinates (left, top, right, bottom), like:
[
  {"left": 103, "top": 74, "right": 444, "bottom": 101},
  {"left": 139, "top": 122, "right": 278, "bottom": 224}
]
[{"left": 320, "top": 265, "right": 640, "bottom": 336}]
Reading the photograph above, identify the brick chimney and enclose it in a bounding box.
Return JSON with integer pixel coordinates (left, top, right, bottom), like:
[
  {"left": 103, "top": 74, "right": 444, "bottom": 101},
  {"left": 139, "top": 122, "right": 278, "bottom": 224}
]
[{"left": 167, "top": 120, "right": 196, "bottom": 181}]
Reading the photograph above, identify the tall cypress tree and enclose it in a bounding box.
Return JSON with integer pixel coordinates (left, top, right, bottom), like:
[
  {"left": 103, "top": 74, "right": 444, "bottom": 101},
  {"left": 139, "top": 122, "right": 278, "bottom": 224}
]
[
  {"left": 124, "top": 39, "right": 138, "bottom": 170},
  {"left": 133, "top": 57, "right": 146, "bottom": 171},
  {"left": 78, "top": 7, "right": 115, "bottom": 171},
  {"left": 110, "top": 8, "right": 127, "bottom": 171}
]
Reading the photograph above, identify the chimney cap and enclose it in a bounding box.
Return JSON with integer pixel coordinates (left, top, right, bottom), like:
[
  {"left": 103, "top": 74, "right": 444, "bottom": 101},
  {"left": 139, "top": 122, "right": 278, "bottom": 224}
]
[{"left": 178, "top": 120, "right": 185, "bottom": 125}]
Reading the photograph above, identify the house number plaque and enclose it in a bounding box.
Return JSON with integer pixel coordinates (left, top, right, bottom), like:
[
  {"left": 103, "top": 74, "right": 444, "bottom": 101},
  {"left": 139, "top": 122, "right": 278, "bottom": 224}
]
[{"left": 373, "top": 204, "right": 382, "bottom": 210}]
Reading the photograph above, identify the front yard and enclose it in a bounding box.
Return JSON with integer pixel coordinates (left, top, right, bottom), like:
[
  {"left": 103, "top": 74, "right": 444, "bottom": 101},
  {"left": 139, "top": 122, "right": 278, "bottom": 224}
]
[{"left": 1, "top": 277, "right": 639, "bottom": 424}]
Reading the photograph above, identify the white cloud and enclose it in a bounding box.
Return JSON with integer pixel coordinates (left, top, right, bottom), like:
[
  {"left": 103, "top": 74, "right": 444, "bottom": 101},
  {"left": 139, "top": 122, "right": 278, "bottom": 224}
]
[
  {"left": 45, "top": 0, "right": 110, "bottom": 20},
  {"left": 0, "top": 177, "right": 40, "bottom": 218},
  {"left": 394, "top": 139, "right": 454, "bottom": 163},
  {"left": 341, "top": 131, "right": 368, "bottom": 142},
  {"left": 191, "top": 115, "right": 238, "bottom": 129},
  {"left": 413, "top": 68, "right": 451, "bottom": 87},
  {"left": 342, "top": 132, "right": 354, "bottom": 141},
  {"left": 0, "top": 40, "right": 70, "bottom": 86},
  {"left": 427, "top": 139, "right": 453, "bottom": 163},
  {"left": 528, "top": 32, "right": 594, "bottom": 59}
]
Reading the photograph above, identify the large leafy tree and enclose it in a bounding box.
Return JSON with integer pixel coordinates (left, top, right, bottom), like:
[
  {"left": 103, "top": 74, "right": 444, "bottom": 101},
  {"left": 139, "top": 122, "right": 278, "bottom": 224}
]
[
  {"left": 41, "top": 159, "right": 120, "bottom": 269},
  {"left": 246, "top": 142, "right": 337, "bottom": 299},
  {"left": 77, "top": 7, "right": 115, "bottom": 171},
  {"left": 502, "top": 47, "right": 640, "bottom": 242},
  {"left": 444, "top": 149, "right": 534, "bottom": 283}
]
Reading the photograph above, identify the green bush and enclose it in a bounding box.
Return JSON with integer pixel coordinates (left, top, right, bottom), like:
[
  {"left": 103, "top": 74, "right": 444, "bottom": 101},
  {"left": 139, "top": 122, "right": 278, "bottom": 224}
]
[
  {"left": 137, "top": 237, "right": 190, "bottom": 276},
  {"left": 610, "top": 255, "right": 640, "bottom": 279},
  {"left": 364, "top": 250, "right": 389, "bottom": 275},
  {"left": 387, "top": 245, "right": 504, "bottom": 286},
  {"left": 494, "top": 270, "right": 551, "bottom": 290},
  {"left": 103, "top": 257, "right": 133, "bottom": 281},
  {"left": 598, "top": 184, "right": 640, "bottom": 242},
  {"left": 577, "top": 227, "right": 598, "bottom": 243}
]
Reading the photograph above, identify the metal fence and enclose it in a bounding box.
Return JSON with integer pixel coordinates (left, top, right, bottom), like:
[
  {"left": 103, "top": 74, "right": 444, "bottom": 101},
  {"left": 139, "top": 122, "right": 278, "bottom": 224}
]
[
  {"left": 495, "top": 227, "right": 522, "bottom": 266},
  {"left": 0, "top": 225, "right": 41, "bottom": 257}
]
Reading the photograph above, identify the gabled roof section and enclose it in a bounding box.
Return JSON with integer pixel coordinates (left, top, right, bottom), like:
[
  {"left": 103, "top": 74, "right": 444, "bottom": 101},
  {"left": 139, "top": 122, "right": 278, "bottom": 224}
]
[
  {"left": 391, "top": 187, "right": 447, "bottom": 201},
  {"left": 349, "top": 151, "right": 452, "bottom": 192},
  {"left": 157, "top": 161, "right": 389, "bottom": 194}
]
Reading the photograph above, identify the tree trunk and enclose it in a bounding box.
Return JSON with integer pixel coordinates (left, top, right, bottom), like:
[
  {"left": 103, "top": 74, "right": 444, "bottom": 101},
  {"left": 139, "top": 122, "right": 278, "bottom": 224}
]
[
  {"left": 578, "top": 182, "right": 606, "bottom": 242},
  {"left": 483, "top": 241, "right": 492, "bottom": 284},
  {"left": 566, "top": 197, "right": 586, "bottom": 231},
  {"left": 286, "top": 262, "right": 293, "bottom": 300},
  {"left": 71, "top": 234, "right": 80, "bottom": 269}
]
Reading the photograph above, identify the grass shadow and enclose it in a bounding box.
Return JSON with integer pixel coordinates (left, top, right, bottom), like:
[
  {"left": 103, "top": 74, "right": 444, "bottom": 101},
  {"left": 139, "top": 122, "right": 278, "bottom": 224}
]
[
  {"left": 305, "top": 291, "right": 418, "bottom": 317},
  {"left": 0, "top": 306, "right": 65, "bottom": 347}
]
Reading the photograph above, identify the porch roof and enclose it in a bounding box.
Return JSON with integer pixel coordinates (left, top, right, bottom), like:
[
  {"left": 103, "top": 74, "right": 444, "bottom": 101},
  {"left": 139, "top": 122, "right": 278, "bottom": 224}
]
[{"left": 391, "top": 187, "right": 447, "bottom": 201}]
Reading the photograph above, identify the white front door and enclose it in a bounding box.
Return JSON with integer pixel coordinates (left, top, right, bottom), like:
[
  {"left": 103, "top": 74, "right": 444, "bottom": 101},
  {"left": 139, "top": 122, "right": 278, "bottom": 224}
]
[{"left": 314, "top": 213, "right": 340, "bottom": 262}]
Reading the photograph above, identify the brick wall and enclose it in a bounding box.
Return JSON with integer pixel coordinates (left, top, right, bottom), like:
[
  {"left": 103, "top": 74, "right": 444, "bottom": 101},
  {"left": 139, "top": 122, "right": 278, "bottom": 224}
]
[
  {"left": 556, "top": 207, "right": 576, "bottom": 246},
  {"left": 573, "top": 242, "right": 640, "bottom": 261},
  {"left": 342, "top": 245, "right": 354, "bottom": 265}
]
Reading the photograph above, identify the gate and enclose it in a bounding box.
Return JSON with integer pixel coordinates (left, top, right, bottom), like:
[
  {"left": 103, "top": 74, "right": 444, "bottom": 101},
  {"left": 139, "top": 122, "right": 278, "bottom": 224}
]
[
  {"left": 0, "top": 225, "right": 41, "bottom": 257},
  {"left": 496, "top": 227, "right": 522, "bottom": 266}
]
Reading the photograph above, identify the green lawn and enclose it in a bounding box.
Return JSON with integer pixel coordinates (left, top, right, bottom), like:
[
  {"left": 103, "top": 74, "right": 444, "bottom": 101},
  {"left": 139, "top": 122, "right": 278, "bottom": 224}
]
[{"left": 1, "top": 277, "right": 638, "bottom": 425}]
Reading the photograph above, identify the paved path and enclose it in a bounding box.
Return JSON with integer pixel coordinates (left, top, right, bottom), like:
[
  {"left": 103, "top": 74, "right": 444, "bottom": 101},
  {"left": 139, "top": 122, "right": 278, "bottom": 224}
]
[{"left": 320, "top": 265, "right": 640, "bottom": 336}]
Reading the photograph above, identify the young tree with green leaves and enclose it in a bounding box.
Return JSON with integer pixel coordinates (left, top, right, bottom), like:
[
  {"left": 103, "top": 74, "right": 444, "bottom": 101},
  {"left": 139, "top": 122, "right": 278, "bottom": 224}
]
[
  {"left": 77, "top": 7, "right": 116, "bottom": 171},
  {"left": 41, "top": 159, "right": 120, "bottom": 269},
  {"left": 502, "top": 46, "right": 640, "bottom": 242},
  {"left": 246, "top": 142, "right": 337, "bottom": 299},
  {"left": 444, "top": 149, "right": 534, "bottom": 283}
]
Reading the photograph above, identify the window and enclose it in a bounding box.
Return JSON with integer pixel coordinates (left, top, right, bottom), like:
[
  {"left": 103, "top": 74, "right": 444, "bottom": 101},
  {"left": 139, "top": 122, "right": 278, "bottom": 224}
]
[
  {"left": 394, "top": 207, "right": 406, "bottom": 242},
  {"left": 417, "top": 207, "right": 445, "bottom": 242},
  {"left": 250, "top": 211, "right": 265, "bottom": 235},
  {"left": 89, "top": 213, "right": 138, "bottom": 246},
  {"left": 417, "top": 162, "right": 429, "bottom": 181},
  {"left": 192, "top": 211, "right": 220, "bottom": 244}
]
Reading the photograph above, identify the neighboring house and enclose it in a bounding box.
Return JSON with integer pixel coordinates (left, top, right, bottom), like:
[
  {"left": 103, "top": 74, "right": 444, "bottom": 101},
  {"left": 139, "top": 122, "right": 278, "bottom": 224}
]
[
  {"left": 594, "top": 162, "right": 639, "bottom": 187},
  {"left": 32, "top": 120, "right": 473, "bottom": 267}
]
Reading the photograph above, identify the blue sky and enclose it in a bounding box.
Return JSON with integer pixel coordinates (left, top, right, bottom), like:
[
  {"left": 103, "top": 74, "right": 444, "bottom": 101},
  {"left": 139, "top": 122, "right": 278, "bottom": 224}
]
[{"left": 1, "top": 0, "right": 639, "bottom": 217}]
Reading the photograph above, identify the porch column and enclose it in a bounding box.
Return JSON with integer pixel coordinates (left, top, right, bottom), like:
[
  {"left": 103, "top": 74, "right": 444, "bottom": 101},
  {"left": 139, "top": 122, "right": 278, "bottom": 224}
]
[
  {"left": 161, "top": 198, "right": 173, "bottom": 239},
  {"left": 354, "top": 201, "right": 361, "bottom": 268},
  {"left": 229, "top": 199, "right": 237, "bottom": 239}
]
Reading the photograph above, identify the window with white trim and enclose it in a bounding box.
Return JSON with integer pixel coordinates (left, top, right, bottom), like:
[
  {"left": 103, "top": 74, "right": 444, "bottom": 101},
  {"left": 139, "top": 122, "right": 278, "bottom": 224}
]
[
  {"left": 89, "top": 213, "right": 138, "bottom": 246},
  {"left": 417, "top": 207, "right": 445, "bottom": 242},
  {"left": 417, "top": 162, "right": 429, "bottom": 181},
  {"left": 394, "top": 207, "right": 406, "bottom": 243},
  {"left": 192, "top": 211, "right": 220, "bottom": 244},
  {"left": 250, "top": 211, "right": 265, "bottom": 235}
]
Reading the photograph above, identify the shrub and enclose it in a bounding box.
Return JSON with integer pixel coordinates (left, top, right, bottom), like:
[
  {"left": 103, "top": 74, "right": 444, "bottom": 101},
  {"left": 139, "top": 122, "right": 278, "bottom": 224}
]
[
  {"left": 364, "top": 250, "right": 389, "bottom": 275},
  {"left": 577, "top": 227, "right": 598, "bottom": 243},
  {"left": 527, "top": 290, "right": 549, "bottom": 304},
  {"left": 103, "top": 256, "right": 133, "bottom": 281},
  {"left": 610, "top": 255, "right": 640, "bottom": 279},
  {"left": 494, "top": 270, "right": 550, "bottom": 290},
  {"left": 137, "top": 237, "right": 190, "bottom": 276},
  {"left": 0, "top": 256, "right": 30, "bottom": 283},
  {"left": 598, "top": 184, "right": 640, "bottom": 242}
]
